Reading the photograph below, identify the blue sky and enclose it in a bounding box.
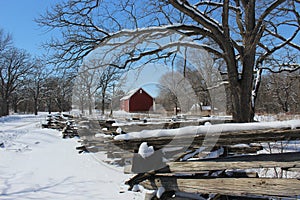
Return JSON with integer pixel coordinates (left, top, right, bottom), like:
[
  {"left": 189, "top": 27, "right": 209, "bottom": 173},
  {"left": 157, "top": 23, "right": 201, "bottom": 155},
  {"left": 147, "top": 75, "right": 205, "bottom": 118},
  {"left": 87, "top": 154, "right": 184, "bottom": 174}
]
[
  {"left": 0, "top": 0, "right": 61, "bottom": 56},
  {"left": 0, "top": 0, "right": 168, "bottom": 95}
]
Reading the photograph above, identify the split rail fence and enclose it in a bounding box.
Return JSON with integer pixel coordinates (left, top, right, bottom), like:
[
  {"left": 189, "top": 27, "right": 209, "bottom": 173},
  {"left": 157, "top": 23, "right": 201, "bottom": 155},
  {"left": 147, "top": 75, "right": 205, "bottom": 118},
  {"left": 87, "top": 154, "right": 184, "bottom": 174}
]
[{"left": 76, "top": 119, "right": 300, "bottom": 199}]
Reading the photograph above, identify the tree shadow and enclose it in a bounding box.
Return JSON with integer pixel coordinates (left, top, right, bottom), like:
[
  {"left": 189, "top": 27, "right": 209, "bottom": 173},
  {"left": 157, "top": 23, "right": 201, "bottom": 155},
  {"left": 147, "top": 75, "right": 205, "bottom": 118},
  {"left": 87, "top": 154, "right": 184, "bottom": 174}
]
[{"left": 0, "top": 174, "right": 105, "bottom": 199}]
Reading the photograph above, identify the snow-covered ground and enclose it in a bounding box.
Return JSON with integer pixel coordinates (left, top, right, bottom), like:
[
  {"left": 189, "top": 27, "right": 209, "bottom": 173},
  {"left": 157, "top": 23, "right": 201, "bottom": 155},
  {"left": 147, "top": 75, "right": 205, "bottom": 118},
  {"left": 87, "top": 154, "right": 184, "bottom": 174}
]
[{"left": 0, "top": 114, "right": 143, "bottom": 200}]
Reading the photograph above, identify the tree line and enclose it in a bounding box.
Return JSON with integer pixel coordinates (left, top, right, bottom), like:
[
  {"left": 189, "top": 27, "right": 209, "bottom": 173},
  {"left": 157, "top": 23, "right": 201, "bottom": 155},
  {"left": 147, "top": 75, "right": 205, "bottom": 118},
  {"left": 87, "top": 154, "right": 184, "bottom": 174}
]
[
  {"left": 157, "top": 68, "right": 300, "bottom": 115},
  {"left": 0, "top": 28, "right": 125, "bottom": 117},
  {"left": 0, "top": 29, "right": 74, "bottom": 116}
]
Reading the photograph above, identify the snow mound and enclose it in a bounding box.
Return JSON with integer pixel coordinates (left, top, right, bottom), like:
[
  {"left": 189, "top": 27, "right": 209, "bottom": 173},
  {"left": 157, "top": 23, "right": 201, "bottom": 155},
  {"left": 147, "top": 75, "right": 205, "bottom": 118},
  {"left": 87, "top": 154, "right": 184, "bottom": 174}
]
[
  {"left": 116, "top": 127, "right": 123, "bottom": 134},
  {"left": 138, "top": 142, "right": 154, "bottom": 158}
]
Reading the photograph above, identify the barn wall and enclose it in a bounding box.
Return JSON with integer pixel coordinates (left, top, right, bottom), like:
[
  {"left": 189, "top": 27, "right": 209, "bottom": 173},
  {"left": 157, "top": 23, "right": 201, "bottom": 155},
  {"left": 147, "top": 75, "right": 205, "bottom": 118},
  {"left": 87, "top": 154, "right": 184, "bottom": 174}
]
[{"left": 129, "top": 89, "right": 153, "bottom": 112}]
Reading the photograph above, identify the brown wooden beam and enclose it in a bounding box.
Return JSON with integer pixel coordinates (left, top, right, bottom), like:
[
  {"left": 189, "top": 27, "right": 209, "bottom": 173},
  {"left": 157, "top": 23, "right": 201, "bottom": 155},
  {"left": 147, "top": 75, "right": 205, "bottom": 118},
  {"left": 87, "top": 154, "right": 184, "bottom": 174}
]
[
  {"left": 142, "top": 177, "right": 300, "bottom": 197},
  {"left": 167, "top": 152, "right": 300, "bottom": 172},
  {"left": 113, "top": 128, "right": 300, "bottom": 152}
]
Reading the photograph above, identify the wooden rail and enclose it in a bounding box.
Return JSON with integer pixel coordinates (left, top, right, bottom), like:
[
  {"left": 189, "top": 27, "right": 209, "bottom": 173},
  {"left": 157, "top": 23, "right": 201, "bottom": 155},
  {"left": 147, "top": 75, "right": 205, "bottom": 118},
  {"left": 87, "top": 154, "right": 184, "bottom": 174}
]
[
  {"left": 112, "top": 128, "right": 300, "bottom": 152},
  {"left": 167, "top": 152, "right": 300, "bottom": 172},
  {"left": 141, "top": 177, "right": 300, "bottom": 197},
  {"left": 125, "top": 152, "right": 300, "bottom": 174}
]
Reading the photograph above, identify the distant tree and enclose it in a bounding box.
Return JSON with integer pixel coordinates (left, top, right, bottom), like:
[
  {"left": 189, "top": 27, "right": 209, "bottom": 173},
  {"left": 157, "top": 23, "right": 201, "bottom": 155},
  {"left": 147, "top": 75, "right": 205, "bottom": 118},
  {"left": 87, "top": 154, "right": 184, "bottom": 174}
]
[
  {"left": 185, "top": 69, "right": 210, "bottom": 107},
  {"left": 24, "top": 58, "right": 49, "bottom": 115},
  {"left": 93, "top": 64, "right": 123, "bottom": 115},
  {"left": 73, "top": 58, "right": 122, "bottom": 115},
  {"left": 157, "top": 85, "right": 179, "bottom": 114},
  {"left": 257, "top": 71, "right": 300, "bottom": 114},
  {"left": 10, "top": 86, "right": 26, "bottom": 113},
  {"left": 175, "top": 54, "right": 211, "bottom": 107},
  {"left": 73, "top": 64, "right": 101, "bottom": 115},
  {"left": 0, "top": 29, "right": 12, "bottom": 53},
  {"left": 112, "top": 89, "right": 126, "bottom": 111},
  {"left": 72, "top": 75, "right": 87, "bottom": 115},
  {"left": 38, "top": 0, "right": 300, "bottom": 122},
  {"left": 0, "top": 29, "right": 12, "bottom": 116},
  {"left": 158, "top": 71, "right": 197, "bottom": 114},
  {"left": 41, "top": 77, "right": 57, "bottom": 114},
  {"left": 41, "top": 74, "right": 73, "bottom": 114},
  {"left": 0, "top": 46, "right": 32, "bottom": 116},
  {"left": 53, "top": 73, "right": 74, "bottom": 113}
]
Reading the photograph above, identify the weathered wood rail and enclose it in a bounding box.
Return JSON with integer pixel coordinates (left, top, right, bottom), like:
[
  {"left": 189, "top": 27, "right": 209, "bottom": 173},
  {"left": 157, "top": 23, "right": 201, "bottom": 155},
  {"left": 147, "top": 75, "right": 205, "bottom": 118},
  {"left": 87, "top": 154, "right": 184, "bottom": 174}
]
[
  {"left": 112, "top": 128, "right": 300, "bottom": 152},
  {"left": 142, "top": 176, "right": 300, "bottom": 197},
  {"left": 167, "top": 152, "right": 300, "bottom": 172},
  {"left": 124, "top": 153, "right": 300, "bottom": 199}
]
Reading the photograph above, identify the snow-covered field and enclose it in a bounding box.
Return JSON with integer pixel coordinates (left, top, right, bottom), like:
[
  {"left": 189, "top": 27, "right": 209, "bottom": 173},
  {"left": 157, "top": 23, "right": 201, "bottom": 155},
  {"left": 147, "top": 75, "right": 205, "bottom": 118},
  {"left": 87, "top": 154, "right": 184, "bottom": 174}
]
[{"left": 0, "top": 114, "right": 143, "bottom": 200}]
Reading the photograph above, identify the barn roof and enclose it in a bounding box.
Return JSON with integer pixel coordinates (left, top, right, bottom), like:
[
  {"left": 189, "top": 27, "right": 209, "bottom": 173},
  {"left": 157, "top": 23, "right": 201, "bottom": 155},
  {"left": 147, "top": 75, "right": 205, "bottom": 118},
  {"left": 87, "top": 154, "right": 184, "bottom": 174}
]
[
  {"left": 120, "top": 88, "right": 153, "bottom": 101},
  {"left": 120, "top": 88, "right": 140, "bottom": 100}
]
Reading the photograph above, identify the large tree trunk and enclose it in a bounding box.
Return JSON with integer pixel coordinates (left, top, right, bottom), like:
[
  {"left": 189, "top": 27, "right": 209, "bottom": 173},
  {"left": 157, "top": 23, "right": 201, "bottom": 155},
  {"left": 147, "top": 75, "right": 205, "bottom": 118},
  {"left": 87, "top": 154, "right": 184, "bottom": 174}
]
[
  {"left": 225, "top": 0, "right": 256, "bottom": 123},
  {"left": 230, "top": 86, "right": 254, "bottom": 123},
  {"left": 34, "top": 98, "right": 38, "bottom": 115},
  {"left": 3, "top": 99, "right": 10, "bottom": 116},
  {"left": 101, "top": 97, "right": 105, "bottom": 115},
  {"left": 101, "top": 87, "right": 107, "bottom": 115},
  {"left": 0, "top": 88, "right": 10, "bottom": 116},
  {"left": 0, "top": 95, "right": 10, "bottom": 116},
  {"left": 230, "top": 56, "right": 255, "bottom": 122},
  {"left": 47, "top": 99, "right": 52, "bottom": 114},
  {"left": 226, "top": 48, "right": 256, "bottom": 123}
]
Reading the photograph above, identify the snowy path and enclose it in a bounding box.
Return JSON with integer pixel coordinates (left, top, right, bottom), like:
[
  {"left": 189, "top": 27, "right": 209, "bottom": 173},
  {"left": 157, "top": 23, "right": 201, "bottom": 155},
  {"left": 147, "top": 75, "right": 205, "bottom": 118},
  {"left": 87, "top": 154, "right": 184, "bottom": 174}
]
[{"left": 0, "top": 115, "right": 143, "bottom": 200}]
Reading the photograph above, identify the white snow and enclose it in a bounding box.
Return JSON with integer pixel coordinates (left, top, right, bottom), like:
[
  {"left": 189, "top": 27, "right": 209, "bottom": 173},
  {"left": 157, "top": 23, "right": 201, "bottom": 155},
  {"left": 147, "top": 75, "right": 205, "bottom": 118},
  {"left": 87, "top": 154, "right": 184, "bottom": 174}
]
[
  {"left": 114, "top": 120, "right": 300, "bottom": 140},
  {"left": 0, "top": 114, "right": 143, "bottom": 200},
  {"left": 156, "top": 186, "right": 165, "bottom": 199},
  {"left": 138, "top": 142, "right": 154, "bottom": 159},
  {"left": 181, "top": 147, "right": 206, "bottom": 161},
  {"left": 204, "top": 147, "right": 224, "bottom": 159},
  {"left": 120, "top": 88, "right": 140, "bottom": 100},
  {"left": 132, "top": 184, "right": 141, "bottom": 192},
  {"left": 116, "top": 127, "right": 123, "bottom": 134},
  {"left": 204, "top": 121, "right": 212, "bottom": 126}
]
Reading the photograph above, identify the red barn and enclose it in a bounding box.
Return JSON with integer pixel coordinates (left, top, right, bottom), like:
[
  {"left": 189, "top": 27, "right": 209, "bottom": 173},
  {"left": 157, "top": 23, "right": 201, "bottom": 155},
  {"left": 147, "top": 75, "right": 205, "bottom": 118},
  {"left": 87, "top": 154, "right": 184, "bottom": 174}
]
[{"left": 120, "top": 88, "right": 154, "bottom": 113}]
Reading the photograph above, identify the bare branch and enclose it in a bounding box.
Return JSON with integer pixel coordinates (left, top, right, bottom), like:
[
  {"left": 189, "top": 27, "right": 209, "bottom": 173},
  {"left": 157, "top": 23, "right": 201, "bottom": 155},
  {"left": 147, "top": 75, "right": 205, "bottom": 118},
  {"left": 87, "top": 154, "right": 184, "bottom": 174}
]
[
  {"left": 261, "top": 65, "right": 300, "bottom": 74},
  {"left": 168, "top": 0, "right": 224, "bottom": 36},
  {"left": 194, "top": 1, "right": 239, "bottom": 12}
]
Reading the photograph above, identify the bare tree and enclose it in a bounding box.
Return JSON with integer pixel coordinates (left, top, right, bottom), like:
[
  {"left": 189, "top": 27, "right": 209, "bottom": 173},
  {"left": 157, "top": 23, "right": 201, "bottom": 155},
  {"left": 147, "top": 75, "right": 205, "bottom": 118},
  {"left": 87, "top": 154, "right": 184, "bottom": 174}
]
[
  {"left": 0, "top": 46, "right": 32, "bottom": 116},
  {"left": 54, "top": 73, "right": 74, "bottom": 113},
  {"left": 24, "top": 58, "right": 50, "bottom": 115},
  {"left": 267, "top": 72, "right": 299, "bottom": 113},
  {"left": 158, "top": 71, "right": 198, "bottom": 114},
  {"left": 256, "top": 73, "right": 300, "bottom": 115},
  {"left": 37, "top": 0, "right": 300, "bottom": 122},
  {"left": 72, "top": 75, "right": 88, "bottom": 115},
  {"left": 73, "top": 58, "right": 122, "bottom": 116},
  {"left": 41, "top": 74, "right": 73, "bottom": 114},
  {"left": 42, "top": 77, "right": 57, "bottom": 114},
  {"left": 96, "top": 66, "right": 122, "bottom": 115}
]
